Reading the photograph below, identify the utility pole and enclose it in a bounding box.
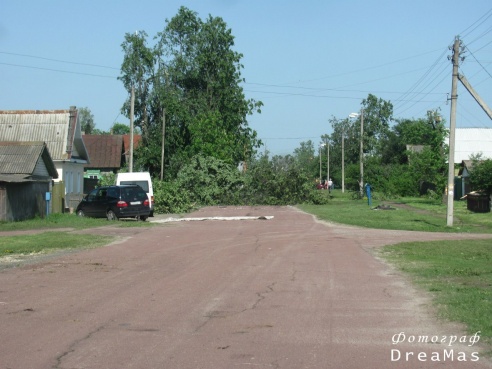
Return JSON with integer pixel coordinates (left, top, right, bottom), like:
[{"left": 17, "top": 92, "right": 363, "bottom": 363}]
[
  {"left": 160, "top": 108, "right": 166, "bottom": 180},
  {"left": 359, "top": 110, "right": 364, "bottom": 198},
  {"left": 447, "top": 36, "right": 460, "bottom": 227},
  {"left": 326, "top": 140, "right": 329, "bottom": 185},
  {"left": 342, "top": 124, "right": 345, "bottom": 193},
  {"left": 129, "top": 86, "right": 135, "bottom": 173}
]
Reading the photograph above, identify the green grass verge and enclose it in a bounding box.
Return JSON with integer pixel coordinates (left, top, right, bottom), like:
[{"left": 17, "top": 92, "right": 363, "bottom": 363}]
[
  {"left": 299, "top": 190, "right": 492, "bottom": 233},
  {"left": 379, "top": 240, "right": 492, "bottom": 354},
  {"left": 0, "top": 231, "right": 115, "bottom": 255},
  {"left": 0, "top": 213, "right": 152, "bottom": 232}
]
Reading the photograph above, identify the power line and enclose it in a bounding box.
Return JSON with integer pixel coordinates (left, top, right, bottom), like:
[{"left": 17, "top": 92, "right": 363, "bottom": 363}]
[
  {"left": 0, "top": 62, "right": 118, "bottom": 79},
  {"left": 0, "top": 51, "right": 119, "bottom": 70},
  {"left": 460, "top": 8, "right": 492, "bottom": 40}
]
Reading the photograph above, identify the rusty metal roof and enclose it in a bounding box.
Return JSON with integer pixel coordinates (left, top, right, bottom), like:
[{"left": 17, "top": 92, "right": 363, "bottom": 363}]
[
  {"left": 0, "top": 109, "right": 88, "bottom": 162},
  {"left": 0, "top": 141, "right": 58, "bottom": 178},
  {"left": 83, "top": 134, "right": 124, "bottom": 169}
]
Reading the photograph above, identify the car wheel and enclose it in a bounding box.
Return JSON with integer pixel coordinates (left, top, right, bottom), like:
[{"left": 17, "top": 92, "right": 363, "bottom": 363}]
[
  {"left": 76, "top": 209, "right": 85, "bottom": 217},
  {"left": 139, "top": 215, "right": 148, "bottom": 221},
  {"left": 107, "top": 210, "right": 118, "bottom": 221}
]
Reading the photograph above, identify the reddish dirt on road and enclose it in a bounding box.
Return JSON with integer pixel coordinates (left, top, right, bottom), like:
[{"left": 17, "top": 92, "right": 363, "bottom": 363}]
[{"left": 1, "top": 206, "right": 491, "bottom": 369}]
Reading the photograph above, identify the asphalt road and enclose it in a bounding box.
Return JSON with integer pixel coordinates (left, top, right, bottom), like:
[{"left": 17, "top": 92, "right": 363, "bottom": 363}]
[{"left": 1, "top": 206, "right": 492, "bottom": 369}]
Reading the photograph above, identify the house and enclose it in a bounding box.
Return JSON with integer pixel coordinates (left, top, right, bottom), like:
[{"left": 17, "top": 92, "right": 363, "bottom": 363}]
[
  {"left": 0, "top": 107, "right": 90, "bottom": 212},
  {"left": 0, "top": 141, "right": 58, "bottom": 221},
  {"left": 82, "top": 134, "right": 125, "bottom": 193},
  {"left": 456, "top": 160, "right": 475, "bottom": 199},
  {"left": 83, "top": 134, "right": 124, "bottom": 177}
]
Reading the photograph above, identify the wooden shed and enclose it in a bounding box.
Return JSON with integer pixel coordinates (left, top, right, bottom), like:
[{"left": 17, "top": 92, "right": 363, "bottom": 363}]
[{"left": 0, "top": 141, "right": 58, "bottom": 221}]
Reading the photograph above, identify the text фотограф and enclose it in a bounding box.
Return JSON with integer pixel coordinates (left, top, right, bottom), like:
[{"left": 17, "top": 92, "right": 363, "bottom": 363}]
[{"left": 391, "top": 331, "right": 481, "bottom": 363}]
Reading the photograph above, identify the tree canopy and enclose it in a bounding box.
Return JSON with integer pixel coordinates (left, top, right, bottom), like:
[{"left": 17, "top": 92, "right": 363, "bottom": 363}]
[
  {"left": 79, "top": 107, "right": 95, "bottom": 134},
  {"left": 118, "top": 7, "right": 262, "bottom": 177}
]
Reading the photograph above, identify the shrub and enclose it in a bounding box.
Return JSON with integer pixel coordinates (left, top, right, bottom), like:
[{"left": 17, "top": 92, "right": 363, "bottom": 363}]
[{"left": 153, "top": 179, "right": 194, "bottom": 214}]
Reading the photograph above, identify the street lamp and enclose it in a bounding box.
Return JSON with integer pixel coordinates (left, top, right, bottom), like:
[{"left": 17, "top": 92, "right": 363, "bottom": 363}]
[
  {"left": 326, "top": 140, "right": 330, "bottom": 188},
  {"left": 349, "top": 111, "right": 364, "bottom": 197}
]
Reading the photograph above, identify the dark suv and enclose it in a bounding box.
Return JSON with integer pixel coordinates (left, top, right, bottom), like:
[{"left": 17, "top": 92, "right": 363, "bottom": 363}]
[{"left": 76, "top": 185, "right": 151, "bottom": 221}]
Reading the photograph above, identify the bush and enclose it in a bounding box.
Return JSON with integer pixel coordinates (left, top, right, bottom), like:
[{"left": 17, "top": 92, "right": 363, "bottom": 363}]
[
  {"left": 177, "top": 155, "right": 246, "bottom": 206},
  {"left": 153, "top": 180, "right": 194, "bottom": 214},
  {"left": 152, "top": 154, "right": 331, "bottom": 213}
]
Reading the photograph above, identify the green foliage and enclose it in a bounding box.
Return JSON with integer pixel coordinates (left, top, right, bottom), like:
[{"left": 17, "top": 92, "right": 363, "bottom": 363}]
[
  {"left": 469, "top": 159, "right": 492, "bottom": 196},
  {"left": 293, "top": 140, "right": 318, "bottom": 180},
  {"left": 98, "top": 173, "right": 116, "bottom": 187},
  {"left": 361, "top": 94, "right": 393, "bottom": 156},
  {"left": 176, "top": 155, "right": 245, "bottom": 205},
  {"left": 119, "top": 7, "right": 262, "bottom": 177},
  {"left": 151, "top": 153, "right": 329, "bottom": 213},
  {"left": 79, "top": 107, "right": 95, "bottom": 134},
  {"left": 111, "top": 123, "right": 131, "bottom": 135},
  {"left": 242, "top": 153, "right": 329, "bottom": 205},
  {"left": 153, "top": 179, "right": 194, "bottom": 214}
]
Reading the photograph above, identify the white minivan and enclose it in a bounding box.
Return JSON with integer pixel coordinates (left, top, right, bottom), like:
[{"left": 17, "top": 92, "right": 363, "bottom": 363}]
[{"left": 115, "top": 172, "right": 154, "bottom": 216}]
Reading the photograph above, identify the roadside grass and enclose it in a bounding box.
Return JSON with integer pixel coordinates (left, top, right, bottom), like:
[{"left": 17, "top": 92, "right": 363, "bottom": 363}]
[
  {"left": 299, "top": 190, "right": 492, "bottom": 233},
  {"left": 300, "top": 190, "right": 492, "bottom": 355},
  {"left": 0, "top": 213, "right": 153, "bottom": 232},
  {"left": 0, "top": 213, "right": 151, "bottom": 260},
  {"left": 379, "top": 240, "right": 492, "bottom": 354},
  {"left": 0, "top": 231, "right": 115, "bottom": 256}
]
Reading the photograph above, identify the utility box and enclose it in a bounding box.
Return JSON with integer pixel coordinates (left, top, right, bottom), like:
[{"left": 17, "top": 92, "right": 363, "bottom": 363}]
[{"left": 466, "top": 192, "right": 490, "bottom": 213}]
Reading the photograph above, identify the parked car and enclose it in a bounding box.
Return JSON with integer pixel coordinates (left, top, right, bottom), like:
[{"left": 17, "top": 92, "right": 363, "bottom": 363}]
[
  {"left": 115, "top": 172, "right": 154, "bottom": 216},
  {"left": 76, "top": 185, "right": 151, "bottom": 221}
]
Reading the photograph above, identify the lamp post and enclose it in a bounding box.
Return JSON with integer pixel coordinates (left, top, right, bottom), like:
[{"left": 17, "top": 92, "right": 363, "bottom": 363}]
[
  {"left": 349, "top": 111, "right": 364, "bottom": 197},
  {"left": 326, "top": 140, "right": 330, "bottom": 186}
]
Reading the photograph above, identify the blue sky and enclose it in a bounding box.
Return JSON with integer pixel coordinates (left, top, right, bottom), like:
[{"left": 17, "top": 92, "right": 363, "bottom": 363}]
[{"left": 1, "top": 1, "right": 491, "bottom": 155}]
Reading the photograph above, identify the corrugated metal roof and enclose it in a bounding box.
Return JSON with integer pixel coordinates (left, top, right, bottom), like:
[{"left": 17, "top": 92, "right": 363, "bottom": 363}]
[
  {"left": 0, "top": 110, "right": 74, "bottom": 161},
  {"left": 0, "top": 141, "right": 45, "bottom": 174}
]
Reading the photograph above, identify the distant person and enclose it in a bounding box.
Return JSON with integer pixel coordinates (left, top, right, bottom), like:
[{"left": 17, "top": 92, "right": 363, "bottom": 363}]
[{"left": 328, "top": 178, "right": 333, "bottom": 192}]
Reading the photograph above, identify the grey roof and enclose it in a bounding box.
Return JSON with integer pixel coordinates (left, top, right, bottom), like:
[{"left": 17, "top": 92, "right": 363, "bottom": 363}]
[
  {"left": 0, "top": 108, "right": 89, "bottom": 162},
  {"left": 0, "top": 141, "right": 58, "bottom": 179}
]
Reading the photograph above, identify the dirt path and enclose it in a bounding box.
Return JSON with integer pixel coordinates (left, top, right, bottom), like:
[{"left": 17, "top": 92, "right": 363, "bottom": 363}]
[{"left": 0, "top": 206, "right": 491, "bottom": 369}]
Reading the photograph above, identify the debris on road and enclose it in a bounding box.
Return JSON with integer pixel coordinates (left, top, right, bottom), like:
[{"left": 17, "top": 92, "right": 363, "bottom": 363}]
[{"left": 151, "top": 215, "right": 274, "bottom": 223}]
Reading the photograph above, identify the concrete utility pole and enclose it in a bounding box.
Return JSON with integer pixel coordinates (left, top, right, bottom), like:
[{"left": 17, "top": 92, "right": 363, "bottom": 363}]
[
  {"left": 160, "top": 108, "right": 166, "bottom": 181},
  {"left": 326, "top": 140, "right": 330, "bottom": 185},
  {"left": 447, "top": 36, "right": 460, "bottom": 227},
  {"left": 458, "top": 73, "right": 492, "bottom": 120},
  {"left": 359, "top": 110, "right": 364, "bottom": 197},
  {"left": 342, "top": 123, "right": 345, "bottom": 193},
  {"left": 129, "top": 86, "right": 135, "bottom": 173}
]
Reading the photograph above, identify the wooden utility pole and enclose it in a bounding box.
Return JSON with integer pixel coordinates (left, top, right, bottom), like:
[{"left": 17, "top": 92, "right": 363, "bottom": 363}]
[
  {"left": 160, "top": 108, "right": 166, "bottom": 181},
  {"left": 447, "top": 37, "right": 460, "bottom": 227},
  {"left": 129, "top": 86, "right": 135, "bottom": 173}
]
